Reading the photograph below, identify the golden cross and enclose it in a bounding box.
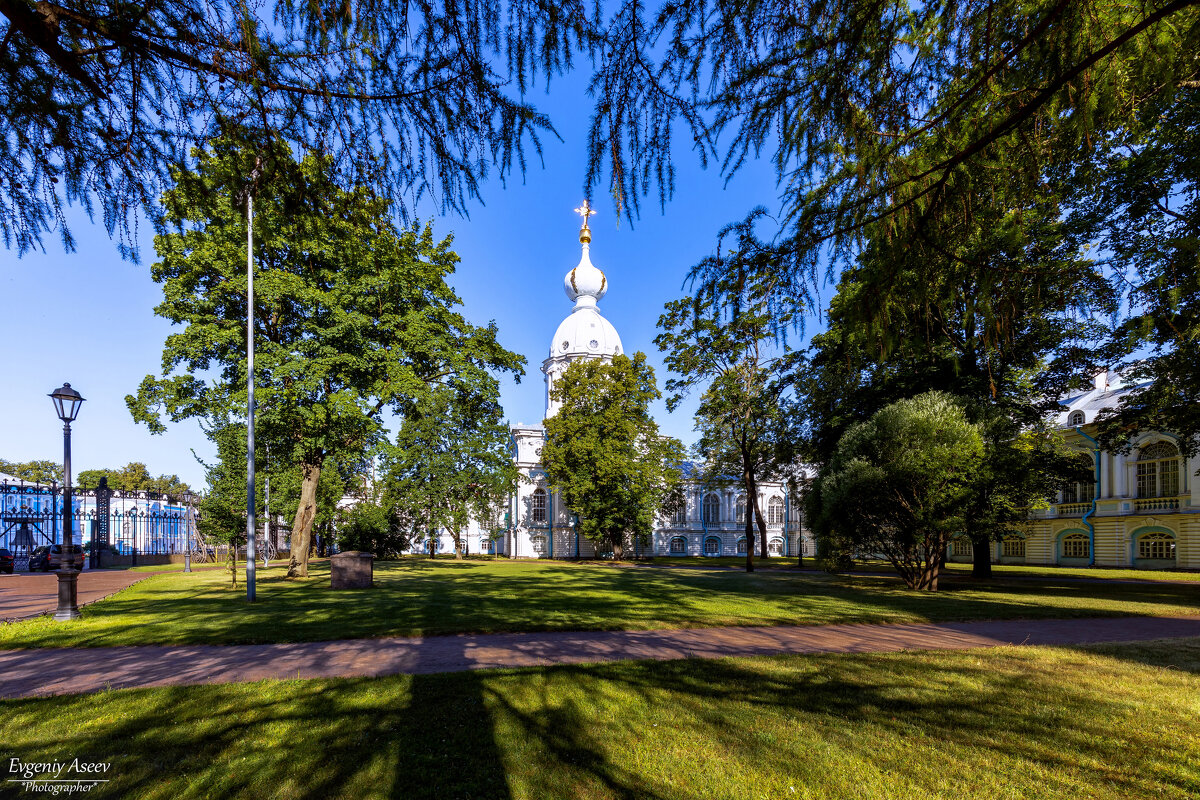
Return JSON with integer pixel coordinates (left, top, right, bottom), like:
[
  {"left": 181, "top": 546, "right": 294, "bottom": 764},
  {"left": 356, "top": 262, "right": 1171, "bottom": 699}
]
[{"left": 573, "top": 200, "right": 596, "bottom": 228}]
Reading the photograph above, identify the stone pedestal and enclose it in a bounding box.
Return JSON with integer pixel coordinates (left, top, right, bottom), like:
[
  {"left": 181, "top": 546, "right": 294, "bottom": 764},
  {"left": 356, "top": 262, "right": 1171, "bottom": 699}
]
[{"left": 331, "top": 551, "right": 375, "bottom": 589}]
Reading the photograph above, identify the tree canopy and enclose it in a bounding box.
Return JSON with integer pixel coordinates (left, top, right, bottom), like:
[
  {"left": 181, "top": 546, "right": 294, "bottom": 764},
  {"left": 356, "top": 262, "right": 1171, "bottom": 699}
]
[
  {"left": 1, "top": 0, "right": 605, "bottom": 256},
  {"left": 542, "top": 353, "right": 684, "bottom": 559},
  {"left": 385, "top": 379, "right": 519, "bottom": 559},
  {"left": 127, "top": 134, "right": 525, "bottom": 577},
  {"left": 810, "top": 392, "right": 985, "bottom": 591},
  {"left": 656, "top": 222, "right": 804, "bottom": 569}
]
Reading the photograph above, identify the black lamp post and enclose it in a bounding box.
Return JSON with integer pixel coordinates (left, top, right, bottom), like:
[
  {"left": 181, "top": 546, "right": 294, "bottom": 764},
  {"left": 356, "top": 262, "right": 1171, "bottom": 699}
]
[{"left": 49, "top": 382, "right": 85, "bottom": 621}]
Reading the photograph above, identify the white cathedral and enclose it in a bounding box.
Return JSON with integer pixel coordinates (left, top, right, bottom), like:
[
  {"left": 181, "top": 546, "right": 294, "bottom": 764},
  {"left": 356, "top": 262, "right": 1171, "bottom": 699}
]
[{"left": 407, "top": 204, "right": 811, "bottom": 559}]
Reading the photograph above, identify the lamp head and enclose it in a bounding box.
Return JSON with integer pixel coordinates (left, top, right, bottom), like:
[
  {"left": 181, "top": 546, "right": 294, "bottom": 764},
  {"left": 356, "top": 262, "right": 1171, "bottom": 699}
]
[{"left": 49, "top": 383, "right": 85, "bottom": 423}]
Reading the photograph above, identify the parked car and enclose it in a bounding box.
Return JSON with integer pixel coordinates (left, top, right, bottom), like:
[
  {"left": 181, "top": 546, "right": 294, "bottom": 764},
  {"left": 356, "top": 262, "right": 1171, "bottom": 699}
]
[
  {"left": 28, "top": 544, "right": 84, "bottom": 571},
  {"left": 0, "top": 547, "right": 13, "bottom": 574}
]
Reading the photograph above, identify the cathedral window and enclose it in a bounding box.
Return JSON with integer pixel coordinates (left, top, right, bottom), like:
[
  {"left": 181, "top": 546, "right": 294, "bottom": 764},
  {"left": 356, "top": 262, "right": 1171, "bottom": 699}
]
[
  {"left": 1061, "top": 533, "right": 1090, "bottom": 559},
  {"left": 531, "top": 488, "right": 548, "bottom": 525},
  {"left": 1137, "top": 442, "right": 1180, "bottom": 498},
  {"left": 702, "top": 493, "right": 720, "bottom": 525},
  {"left": 768, "top": 497, "right": 784, "bottom": 525},
  {"left": 1138, "top": 532, "right": 1175, "bottom": 561}
]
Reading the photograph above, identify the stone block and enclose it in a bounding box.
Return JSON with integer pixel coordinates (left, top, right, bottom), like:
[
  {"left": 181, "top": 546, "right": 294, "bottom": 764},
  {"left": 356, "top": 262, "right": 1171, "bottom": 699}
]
[{"left": 330, "top": 551, "right": 374, "bottom": 589}]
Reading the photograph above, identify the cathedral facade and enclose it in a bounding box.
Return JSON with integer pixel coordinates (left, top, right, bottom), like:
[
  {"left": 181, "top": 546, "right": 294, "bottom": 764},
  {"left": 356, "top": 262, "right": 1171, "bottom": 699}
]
[{"left": 409, "top": 206, "right": 811, "bottom": 559}]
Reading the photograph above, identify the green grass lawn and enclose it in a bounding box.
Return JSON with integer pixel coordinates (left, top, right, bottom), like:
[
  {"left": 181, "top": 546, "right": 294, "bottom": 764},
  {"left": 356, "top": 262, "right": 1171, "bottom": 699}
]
[
  {"left": 3, "top": 558, "right": 1200, "bottom": 649},
  {"left": 1, "top": 638, "right": 1197, "bottom": 799}
]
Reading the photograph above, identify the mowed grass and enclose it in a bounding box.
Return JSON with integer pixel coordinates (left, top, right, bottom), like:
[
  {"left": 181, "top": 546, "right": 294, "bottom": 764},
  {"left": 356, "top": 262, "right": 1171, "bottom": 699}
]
[
  {"left": 1, "top": 638, "right": 1198, "bottom": 799},
  {"left": 3, "top": 558, "right": 1200, "bottom": 649}
]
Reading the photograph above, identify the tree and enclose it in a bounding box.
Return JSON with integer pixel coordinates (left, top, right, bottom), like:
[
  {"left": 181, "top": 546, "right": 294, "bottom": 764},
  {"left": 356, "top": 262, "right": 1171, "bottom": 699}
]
[
  {"left": 0, "top": 459, "right": 62, "bottom": 484},
  {"left": 1086, "top": 87, "right": 1200, "bottom": 456},
  {"left": 588, "top": 1, "right": 1198, "bottom": 255},
  {"left": 811, "top": 392, "right": 985, "bottom": 591},
  {"left": 336, "top": 501, "right": 411, "bottom": 559},
  {"left": 127, "top": 134, "right": 524, "bottom": 578},
  {"left": 77, "top": 462, "right": 192, "bottom": 494},
  {"left": 656, "top": 218, "right": 804, "bottom": 570},
  {"left": 542, "top": 353, "right": 685, "bottom": 559},
  {"left": 385, "top": 379, "right": 520, "bottom": 560},
  {"left": 1, "top": 0, "right": 601, "bottom": 256}
]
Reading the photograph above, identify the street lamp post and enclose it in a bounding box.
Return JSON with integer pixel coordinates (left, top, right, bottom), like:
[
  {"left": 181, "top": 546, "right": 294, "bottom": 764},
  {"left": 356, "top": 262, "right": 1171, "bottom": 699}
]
[{"left": 49, "top": 383, "right": 85, "bottom": 622}]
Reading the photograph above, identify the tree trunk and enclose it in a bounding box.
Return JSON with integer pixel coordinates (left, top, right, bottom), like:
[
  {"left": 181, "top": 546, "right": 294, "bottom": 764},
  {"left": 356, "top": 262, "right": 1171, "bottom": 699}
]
[
  {"left": 287, "top": 459, "right": 321, "bottom": 578},
  {"left": 612, "top": 534, "right": 624, "bottom": 561},
  {"left": 971, "top": 533, "right": 993, "bottom": 579},
  {"left": 228, "top": 542, "right": 238, "bottom": 588},
  {"left": 750, "top": 478, "right": 769, "bottom": 561},
  {"left": 742, "top": 464, "right": 755, "bottom": 574}
]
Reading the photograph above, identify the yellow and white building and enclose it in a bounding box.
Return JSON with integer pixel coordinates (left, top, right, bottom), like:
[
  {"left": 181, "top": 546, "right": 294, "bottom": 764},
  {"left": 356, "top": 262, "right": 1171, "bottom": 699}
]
[{"left": 954, "top": 371, "right": 1198, "bottom": 569}]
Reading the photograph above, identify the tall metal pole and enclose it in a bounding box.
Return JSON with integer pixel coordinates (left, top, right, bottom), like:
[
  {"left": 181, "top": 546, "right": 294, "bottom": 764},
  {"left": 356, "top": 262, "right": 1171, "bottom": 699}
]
[
  {"left": 245, "top": 191, "right": 257, "bottom": 601},
  {"left": 54, "top": 421, "right": 81, "bottom": 620}
]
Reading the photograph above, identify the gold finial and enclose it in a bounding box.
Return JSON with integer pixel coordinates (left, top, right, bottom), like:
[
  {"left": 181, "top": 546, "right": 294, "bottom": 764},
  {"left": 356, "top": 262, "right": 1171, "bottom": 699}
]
[{"left": 574, "top": 200, "right": 595, "bottom": 244}]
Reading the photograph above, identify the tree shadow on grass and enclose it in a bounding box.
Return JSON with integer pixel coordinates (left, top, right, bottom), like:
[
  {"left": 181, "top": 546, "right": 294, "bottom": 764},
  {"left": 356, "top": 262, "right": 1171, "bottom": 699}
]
[
  {"left": 2, "top": 640, "right": 1198, "bottom": 799},
  {"left": 5, "top": 560, "right": 1200, "bottom": 651}
]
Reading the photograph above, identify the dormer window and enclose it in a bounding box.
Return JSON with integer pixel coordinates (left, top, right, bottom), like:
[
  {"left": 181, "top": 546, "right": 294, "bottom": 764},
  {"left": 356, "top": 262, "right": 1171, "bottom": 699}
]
[{"left": 1068, "top": 411, "right": 1085, "bottom": 426}]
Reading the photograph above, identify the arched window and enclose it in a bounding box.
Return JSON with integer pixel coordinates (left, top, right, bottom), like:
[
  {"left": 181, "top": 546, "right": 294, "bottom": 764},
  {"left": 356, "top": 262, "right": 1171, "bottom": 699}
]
[
  {"left": 704, "top": 536, "right": 721, "bottom": 555},
  {"left": 1137, "top": 442, "right": 1180, "bottom": 498},
  {"left": 1062, "top": 453, "right": 1096, "bottom": 504},
  {"left": 531, "top": 488, "right": 548, "bottom": 525},
  {"left": 669, "top": 536, "right": 687, "bottom": 554},
  {"left": 1061, "top": 533, "right": 1090, "bottom": 559},
  {"left": 702, "top": 493, "right": 720, "bottom": 525},
  {"left": 1002, "top": 537, "right": 1026, "bottom": 558},
  {"left": 735, "top": 537, "right": 747, "bottom": 554},
  {"left": 1138, "top": 532, "right": 1176, "bottom": 561},
  {"left": 735, "top": 495, "right": 746, "bottom": 524},
  {"left": 768, "top": 496, "right": 784, "bottom": 525},
  {"left": 768, "top": 538, "right": 783, "bottom": 555},
  {"left": 1068, "top": 410, "right": 1085, "bottom": 426}
]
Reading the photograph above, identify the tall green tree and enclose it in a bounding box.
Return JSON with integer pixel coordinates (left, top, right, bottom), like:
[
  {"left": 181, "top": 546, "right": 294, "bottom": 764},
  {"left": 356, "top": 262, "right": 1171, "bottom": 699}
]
[
  {"left": 0, "top": 459, "right": 62, "bottom": 484},
  {"left": 811, "top": 392, "right": 985, "bottom": 591},
  {"left": 542, "top": 353, "right": 685, "bottom": 560},
  {"left": 76, "top": 462, "right": 191, "bottom": 494},
  {"left": 385, "top": 379, "right": 520, "bottom": 560},
  {"left": 128, "top": 134, "right": 524, "bottom": 578},
  {"left": 656, "top": 218, "right": 804, "bottom": 570}
]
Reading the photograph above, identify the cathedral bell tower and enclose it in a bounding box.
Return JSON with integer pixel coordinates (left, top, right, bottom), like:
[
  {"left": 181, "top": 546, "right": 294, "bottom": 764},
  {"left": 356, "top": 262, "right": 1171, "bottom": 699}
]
[{"left": 542, "top": 201, "right": 624, "bottom": 418}]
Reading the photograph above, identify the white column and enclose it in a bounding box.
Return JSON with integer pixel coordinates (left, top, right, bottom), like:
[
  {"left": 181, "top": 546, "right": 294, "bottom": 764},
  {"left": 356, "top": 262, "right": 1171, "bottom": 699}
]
[{"left": 1114, "top": 453, "right": 1128, "bottom": 497}]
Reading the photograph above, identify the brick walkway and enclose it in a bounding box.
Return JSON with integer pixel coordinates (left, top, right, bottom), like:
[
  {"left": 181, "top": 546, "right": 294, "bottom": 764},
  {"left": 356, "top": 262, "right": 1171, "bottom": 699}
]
[
  {"left": 0, "top": 570, "right": 155, "bottom": 622},
  {"left": 2, "top": 614, "right": 1197, "bottom": 699},
  {"left": 0, "top": 567, "right": 226, "bottom": 622}
]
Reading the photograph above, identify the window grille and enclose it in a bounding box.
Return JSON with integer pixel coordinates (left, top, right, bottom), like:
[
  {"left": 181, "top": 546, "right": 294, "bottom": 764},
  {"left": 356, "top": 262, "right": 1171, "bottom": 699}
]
[
  {"left": 1138, "top": 532, "right": 1175, "bottom": 561},
  {"left": 531, "top": 488, "right": 547, "bottom": 525},
  {"left": 1061, "top": 533, "right": 1089, "bottom": 559}
]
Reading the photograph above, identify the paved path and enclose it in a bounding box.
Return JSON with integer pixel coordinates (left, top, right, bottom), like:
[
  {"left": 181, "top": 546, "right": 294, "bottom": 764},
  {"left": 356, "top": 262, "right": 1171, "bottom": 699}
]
[
  {"left": 2, "top": 615, "right": 1197, "bottom": 699},
  {"left": 0, "top": 567, "right": 227, "bottom": 622},
  {"left": 0, "top": 570, "right": 154, "bottom": 622}
]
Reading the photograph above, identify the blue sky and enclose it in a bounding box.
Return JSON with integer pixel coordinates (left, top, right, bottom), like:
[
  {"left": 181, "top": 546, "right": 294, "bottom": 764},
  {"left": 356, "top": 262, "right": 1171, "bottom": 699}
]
[{"left": 0, "top": 71, "right": 819, "bottom": 489}]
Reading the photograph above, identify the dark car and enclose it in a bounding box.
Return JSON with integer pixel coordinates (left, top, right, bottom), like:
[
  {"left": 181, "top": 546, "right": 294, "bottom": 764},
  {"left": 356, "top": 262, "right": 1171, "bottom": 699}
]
[
  {"left": 28, "top": 544, "right": 84, "bottom": 571},
  {"left": 0, "top": 548, "right": 13, "bottom": 574}
]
